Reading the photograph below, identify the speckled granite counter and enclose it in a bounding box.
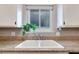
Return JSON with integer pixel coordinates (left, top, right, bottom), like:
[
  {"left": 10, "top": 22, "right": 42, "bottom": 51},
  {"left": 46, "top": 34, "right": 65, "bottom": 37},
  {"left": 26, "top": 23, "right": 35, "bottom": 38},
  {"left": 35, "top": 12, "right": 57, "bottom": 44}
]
[{"left": 0, "top": 36, "right": 79, "bottom": 53}]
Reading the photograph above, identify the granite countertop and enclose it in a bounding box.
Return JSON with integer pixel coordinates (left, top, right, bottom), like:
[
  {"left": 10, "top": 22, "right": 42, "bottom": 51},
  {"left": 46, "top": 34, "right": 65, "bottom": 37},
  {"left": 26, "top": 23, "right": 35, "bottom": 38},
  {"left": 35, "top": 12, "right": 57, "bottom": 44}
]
[{"left": 0, "top": 36, "right": 79, "bottom": 53}]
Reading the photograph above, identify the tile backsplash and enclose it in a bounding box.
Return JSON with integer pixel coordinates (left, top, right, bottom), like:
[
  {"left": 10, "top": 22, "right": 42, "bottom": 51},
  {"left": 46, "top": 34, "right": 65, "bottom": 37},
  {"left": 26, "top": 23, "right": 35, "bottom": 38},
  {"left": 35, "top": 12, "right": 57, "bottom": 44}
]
[
  {"left": 0, "top": 28, "right": 79, "bottom": 36},
  {"left": 61, "top": 28, "right": 79, "bottom": 36},
  {"left": 0, "top": 28, "right": 22, "bottom": 36}
]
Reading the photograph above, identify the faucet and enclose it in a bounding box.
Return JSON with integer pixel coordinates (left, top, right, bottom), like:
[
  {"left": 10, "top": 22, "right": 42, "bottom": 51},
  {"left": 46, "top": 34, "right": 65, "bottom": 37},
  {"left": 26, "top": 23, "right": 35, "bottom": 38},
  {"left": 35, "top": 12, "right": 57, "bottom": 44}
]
[{"left": 33, "top": 32, "right": 41, "bottom": 40}]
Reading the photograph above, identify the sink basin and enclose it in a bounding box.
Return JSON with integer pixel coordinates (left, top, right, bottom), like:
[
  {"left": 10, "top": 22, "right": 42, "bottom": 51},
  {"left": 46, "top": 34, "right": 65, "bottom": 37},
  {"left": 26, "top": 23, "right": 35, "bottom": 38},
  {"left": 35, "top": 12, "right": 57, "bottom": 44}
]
[{"left": 15, "top": 40, "right": 64, "bottom": 48}]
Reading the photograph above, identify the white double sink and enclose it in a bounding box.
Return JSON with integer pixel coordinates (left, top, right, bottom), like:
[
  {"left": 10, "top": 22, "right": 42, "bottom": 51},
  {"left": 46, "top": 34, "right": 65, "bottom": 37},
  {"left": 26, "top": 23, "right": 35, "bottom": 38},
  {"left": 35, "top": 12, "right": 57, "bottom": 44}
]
[{"left": 15, "top": 40, "right": 64, "bottom": 48}]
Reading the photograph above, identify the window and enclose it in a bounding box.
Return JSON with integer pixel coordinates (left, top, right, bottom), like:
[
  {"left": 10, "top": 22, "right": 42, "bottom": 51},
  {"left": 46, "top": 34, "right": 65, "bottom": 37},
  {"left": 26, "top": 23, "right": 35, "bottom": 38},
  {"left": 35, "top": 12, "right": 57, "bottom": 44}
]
[
  {"left": 30, "top": 10, "right": 39, "bottom": 26},
  {"left": 40, "top": 10, "right": 50, "bottom": 27},
  {"left": 30, "top": 9, "right": 50, "bottom": 28},
  {"left": 25, "top": 5, "right": 52, "bottom": 32}
]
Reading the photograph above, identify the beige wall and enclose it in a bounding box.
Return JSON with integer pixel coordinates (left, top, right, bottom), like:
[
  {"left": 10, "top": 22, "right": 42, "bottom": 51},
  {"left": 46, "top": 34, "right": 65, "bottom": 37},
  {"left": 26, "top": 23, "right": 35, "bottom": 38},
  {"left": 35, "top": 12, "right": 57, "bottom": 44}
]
[
  {"left": 63, "top": 4, "right": 79, "bottom": 26},
  {"left": 0, "top": 4, "right": 22, "bottom": 36},
  {"left": 0, "top": 4, "right": 17, "bottom": 27},
  {"left": 0, "top": 4, "right": 79, "bottom": 36},
  {"left": 61, "top": 4, "right": 79, "bottom": 36},
  {"left": 0, "top": 5, "right": 57, "bottom": 36}
]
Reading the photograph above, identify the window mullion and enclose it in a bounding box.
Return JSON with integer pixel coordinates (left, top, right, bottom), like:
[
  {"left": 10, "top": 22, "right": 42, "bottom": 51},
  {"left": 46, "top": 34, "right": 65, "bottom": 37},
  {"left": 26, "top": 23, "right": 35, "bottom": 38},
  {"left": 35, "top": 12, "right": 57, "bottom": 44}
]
[
  {"left": 29, "top": 10, "right": 31, "bottom": 24},
  {"left": 39, "top": 9, "right": 41, "bottom": 28}
]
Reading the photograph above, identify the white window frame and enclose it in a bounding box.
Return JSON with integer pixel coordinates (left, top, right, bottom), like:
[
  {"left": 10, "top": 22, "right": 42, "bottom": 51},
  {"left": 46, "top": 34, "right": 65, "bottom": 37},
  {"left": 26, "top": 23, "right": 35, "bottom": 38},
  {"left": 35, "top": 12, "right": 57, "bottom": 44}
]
[{"left": 25, "top": 5, "right": 53, "bottom": 32}]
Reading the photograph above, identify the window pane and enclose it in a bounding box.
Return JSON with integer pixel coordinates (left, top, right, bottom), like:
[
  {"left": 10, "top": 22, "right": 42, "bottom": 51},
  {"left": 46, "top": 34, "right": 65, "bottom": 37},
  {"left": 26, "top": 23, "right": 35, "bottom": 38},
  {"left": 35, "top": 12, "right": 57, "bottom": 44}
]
[
  {"left": 30, "top": 10, "right": 39, "bottom": 26},
  {"left": 40, "top": 10, "right": 50, "bottom": 27}
]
